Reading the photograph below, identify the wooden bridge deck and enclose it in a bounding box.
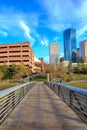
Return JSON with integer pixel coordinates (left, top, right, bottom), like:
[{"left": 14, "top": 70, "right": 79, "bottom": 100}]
[{"left": 0, "top": 82, "right": 87, "bottom": 130}]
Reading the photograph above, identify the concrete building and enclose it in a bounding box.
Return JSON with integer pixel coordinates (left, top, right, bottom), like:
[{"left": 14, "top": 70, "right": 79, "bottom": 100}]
[
  {"left": 80, "top": 40, "right": 87, "bottom": 62},
  {"left": 49, "top": 43, "right": 60, "bottom": 66},
  {"left": 0, "top": 42, "right": 34, "bottom": 69},
  {"left": 64, "top": 28, "right": 76, "bottom": 62}
]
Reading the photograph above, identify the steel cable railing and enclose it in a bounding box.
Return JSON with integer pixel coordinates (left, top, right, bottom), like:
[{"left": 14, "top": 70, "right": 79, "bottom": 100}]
[
  {"left": 44, "top": 81, "right": 87, "bottom": 123},
  {"left": 0, "top": 82, "right": 35, "bottom": 123}
]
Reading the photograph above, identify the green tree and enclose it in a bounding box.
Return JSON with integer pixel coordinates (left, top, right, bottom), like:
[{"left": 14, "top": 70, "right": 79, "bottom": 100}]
[
  {"left": 1, "top": 62, "right": 8, "bottom": 79},
  {"left": 13, "top": 62, "right": 31, "bottom": 82},
  {"left": 67, "top": 61, "right": 72, "bottom": 74},
  {"left": 0, "top": 70, "right": 4, "bottom": 83},
  {"left": 58, "top": 62, "right": 68, "bottom": 81}
]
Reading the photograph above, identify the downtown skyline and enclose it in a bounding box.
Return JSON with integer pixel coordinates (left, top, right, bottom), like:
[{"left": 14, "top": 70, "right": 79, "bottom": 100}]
[{"left": 0, "top": 0, "right": 87, "bottom": 63}]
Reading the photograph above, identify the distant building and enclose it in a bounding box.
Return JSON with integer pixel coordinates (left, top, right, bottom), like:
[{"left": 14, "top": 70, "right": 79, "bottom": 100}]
[
  {"left": 49, "top": 43, "right": 60, "bottom": 66},
  {"left": 0, "top": 42, "right": 34, "bottom": 70},
  {"left": 39, "top": 58, "right": 44, "bottom": 62},
  {"left": 76, "top": 48, "right": 80, "bottom": 61},
  {"left": 34, "top": 57, "right": 47, "bottom": 73},
  {"left": 80, "top": 40, "right": 87, "bottom": 62},
  {"left": 60, "top": 57, "right": 64, "bottom": 62},
  {"left": 63, "top": 28, "right": 77, "bottom": 62}
]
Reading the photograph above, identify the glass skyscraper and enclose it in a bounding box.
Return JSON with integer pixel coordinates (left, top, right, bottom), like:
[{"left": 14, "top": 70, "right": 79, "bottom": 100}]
[{"left": 63, "top": 28, "right": 77, "bottom": 62}]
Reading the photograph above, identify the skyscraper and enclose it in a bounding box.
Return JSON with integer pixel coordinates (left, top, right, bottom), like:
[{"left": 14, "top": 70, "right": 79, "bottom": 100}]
[
  {"left": 80, "top": 40, "right": 87, "bottom": 62},
  {"left": 49, "top": 43, "right": 60, "bottom": 66},
  {"left": 63, "top": 28, "right": 76, "bottom": 62}
]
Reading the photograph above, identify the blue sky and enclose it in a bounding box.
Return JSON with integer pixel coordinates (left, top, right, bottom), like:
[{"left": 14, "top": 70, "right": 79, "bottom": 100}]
[{"left": 0, "top": 0, "right": 87, "bottom": 63}]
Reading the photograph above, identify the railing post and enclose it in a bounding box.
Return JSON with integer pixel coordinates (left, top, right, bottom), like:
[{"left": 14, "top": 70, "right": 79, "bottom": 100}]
[{"left": 69, "top": 90, "right": 73, "bottom": 107}]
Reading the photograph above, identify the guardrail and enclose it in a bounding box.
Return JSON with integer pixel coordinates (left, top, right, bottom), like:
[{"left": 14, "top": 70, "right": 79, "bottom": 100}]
[
  {"left": 0, "top": 82, "right": 35, "bottom": 123},
  {"left": 44, "top": 81, "right": 87, "bottom": 123}
]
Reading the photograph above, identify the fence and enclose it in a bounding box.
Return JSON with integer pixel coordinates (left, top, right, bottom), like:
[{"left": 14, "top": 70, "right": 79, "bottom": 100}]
[
  {"left": 0, "top": 82, "right": 35, "bottom": 123},
  {"left": 44, "top": 81, "right": 87, "bottom": 123}
]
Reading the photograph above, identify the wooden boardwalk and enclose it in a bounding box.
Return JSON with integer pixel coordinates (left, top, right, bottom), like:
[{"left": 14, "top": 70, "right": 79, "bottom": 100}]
[{"left": 0, "top": 82, "right": 87, "bottom": 130}]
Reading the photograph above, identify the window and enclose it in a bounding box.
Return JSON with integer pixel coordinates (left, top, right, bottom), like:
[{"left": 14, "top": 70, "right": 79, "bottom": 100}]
[
  {"left": 22, "top": 45, "right": 29, "bottom": 47},
  {"left": 9, "top": 46, "right": 20, "bottom": 48},
  {"left": 9, "top": 51, "right": 20, "bottom": 53},
  {"left": 0, "top": 61, "right": 7, "bottom": 63},
  {"left": 9, "top": 60, "right": 21, "bottom": 62},
  {"left": 0, "top": 51, "right": 7, "bottom": 53},
  {"left": 0, "top": 46, "right": 7, "bottom": 49},
  {"left": 22, "top": 50, "right": 29, "bottom": 52},
  {"left": 22, "top": 55, "right": 29, "bottom": 57},
  {"left": 9, "top": 55, "right": 20, "bottom": 57},
  {"left": 22, "top": 60, "right": 29, "bottom": 62},
  {"left": 0, "top": 56, "right": 8, "bottom": 58}
]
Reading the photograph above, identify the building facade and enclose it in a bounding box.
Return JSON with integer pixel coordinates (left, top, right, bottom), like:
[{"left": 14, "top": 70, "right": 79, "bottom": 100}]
[
  {"left": 49, "top": 43, "right": 60, "bottom": 66},
  {"left": 64, "top": 28, "right": 76, "bottom": 62},
  {"left": 80, "top": 40, "right": 87, "bottom": 62},
  {"left": 0, "top": 42, "right": 34, "bottom": 69}
]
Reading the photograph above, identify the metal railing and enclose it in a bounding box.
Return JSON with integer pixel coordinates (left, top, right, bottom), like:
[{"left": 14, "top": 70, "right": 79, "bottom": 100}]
[
  {"left": 0, "top": 82, "right": 35, "bottom": 123},
  {"left": 44, "top": 81, "right": 87, "bottom": 123}
]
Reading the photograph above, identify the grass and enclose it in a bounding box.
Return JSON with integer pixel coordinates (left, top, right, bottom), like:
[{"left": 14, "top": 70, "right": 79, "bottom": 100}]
[
  {"left": 64, "top": 82, "right": 87, "bottom": 89},
  {"left": 0, "top": 80, "right": 18, "bottom": 91},
  {"left": 67, "top": 74, "right": 87, "bottom": 81}
]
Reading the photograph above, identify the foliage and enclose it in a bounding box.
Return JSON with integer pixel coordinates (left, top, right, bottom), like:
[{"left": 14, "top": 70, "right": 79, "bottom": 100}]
[
  {"left": 0, "top": 70, "right": 4, "bottom": 82},
  {"left": 0, "top": 63, "right": 8, "bottom": 79},
  {"left": 67, "top": 61, "right": 72, "bottom": 74},
  {"left": 57, "top": 62, "right": 68, "bottom": 81},
  {"left": 13, "top": 62, "right": 32, "bottom": 82}
]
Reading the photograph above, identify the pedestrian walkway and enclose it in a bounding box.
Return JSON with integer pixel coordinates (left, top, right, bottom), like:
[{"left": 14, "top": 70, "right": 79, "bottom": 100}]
[{"left": 0, "top": 82, "right": 87, "bottom": 130}]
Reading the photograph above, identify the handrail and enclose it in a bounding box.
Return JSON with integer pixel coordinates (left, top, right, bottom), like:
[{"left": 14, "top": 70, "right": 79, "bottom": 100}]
[
  {"left": 0, "top": 82, "right": 36, "bottom": 123},
  {"left": 44, "top": 81, "right": 87, "bottom": 123},
  {"left": 53, "top": 82, "right": 87, "bottom": 96}
]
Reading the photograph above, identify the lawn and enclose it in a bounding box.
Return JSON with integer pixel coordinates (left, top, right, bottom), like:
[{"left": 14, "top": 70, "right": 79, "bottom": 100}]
[
  {"left": 0, "top": 80, "right": 18, "bottom": 91},
  {"left": 64, "top": 82, "right": 87, "bottom": 89}
]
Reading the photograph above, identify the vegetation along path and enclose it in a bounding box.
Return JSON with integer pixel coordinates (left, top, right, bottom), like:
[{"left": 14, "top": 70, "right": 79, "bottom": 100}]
[{"left": 0, "top": 82, "right": 87, "bottom": 130}]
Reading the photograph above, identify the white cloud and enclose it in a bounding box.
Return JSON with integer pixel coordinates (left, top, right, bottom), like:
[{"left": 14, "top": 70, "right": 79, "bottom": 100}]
[
  {"left": 0, "top": 9, "right": 39, "bottom": 45},
  {"left": 20, "top": 21, "right": 35, "bottom": 46},
  {"left": 41, "top": 39, "right": 49, "bottom": 47},
  {"left": 0, "top": 30, "right": 8, "bottom": 37}
]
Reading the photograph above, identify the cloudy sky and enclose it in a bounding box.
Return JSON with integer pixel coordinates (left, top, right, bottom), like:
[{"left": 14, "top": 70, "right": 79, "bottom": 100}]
[{"left": 0, "top": 0, "right": 87, "bottom": 63}]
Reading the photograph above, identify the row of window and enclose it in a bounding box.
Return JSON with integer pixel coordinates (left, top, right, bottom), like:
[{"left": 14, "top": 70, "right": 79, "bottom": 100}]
[
  {"left": 0, "top": 45, "right": 29, "bottom": 49},
  {"left": 0, "top": 55, "right": 29, "bottom": 58},
  {"left": 0, "top": 60, "right": 29, "bottom": 63},
  {"left": 0, "top": 50, "right": 29, "bottom": 53}
]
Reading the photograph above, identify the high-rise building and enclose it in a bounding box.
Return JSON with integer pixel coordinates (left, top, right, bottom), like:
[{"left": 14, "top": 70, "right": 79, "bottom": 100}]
[
  {"left": 63, "top": 28, "right": 76, "bottom": 62},
  {"left": 76, "top": 48, "right": 80, "bottom": 61},
  {"left": 49, "top": 43, "right": 60, "bottom": 66},
  {"left": 80, "top": 40, "right": 87, "bottom": 62},
  {"left": 0, "top": 42, "right": 34, "bottom": 70}
]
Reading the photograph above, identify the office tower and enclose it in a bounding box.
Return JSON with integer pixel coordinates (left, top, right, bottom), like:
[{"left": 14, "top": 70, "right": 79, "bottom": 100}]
[
  {"left": 49, "top": 43, "right": 60, "bottom": 66},
  {"left": 76, "top": 48, "right": 80, "bottom": 61},
  {"left": 64, "top": 28, "right": 76, "bottom": 62},
  {"left": 0, "top": 42, "right": 34, "bottom": 69},
  {"left": 80, "top": 40, "right": 87, "bottom": 62}
]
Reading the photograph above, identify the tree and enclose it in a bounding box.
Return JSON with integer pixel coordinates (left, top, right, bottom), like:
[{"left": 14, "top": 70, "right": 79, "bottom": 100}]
[
  {"left": 13, "top": 62, "right": 31, "bottom": 82},
  {"left": 0, "top": 62, "right": 8, "bottom": 79},
  {"left": 46, "top": 63, "right": 56, "bottom": 80},
  {"left": 0, "top": 70, "right": 4, "bottom": 83},
  {"left": 58, "top": 62, "right": 68, "bottom": 81},
  {"left": 67, "top": 61, "right": 72, "bottom": 74},
  {"left": 77, "top": 57, "right": 84, "bottom": 74}
]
